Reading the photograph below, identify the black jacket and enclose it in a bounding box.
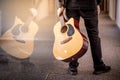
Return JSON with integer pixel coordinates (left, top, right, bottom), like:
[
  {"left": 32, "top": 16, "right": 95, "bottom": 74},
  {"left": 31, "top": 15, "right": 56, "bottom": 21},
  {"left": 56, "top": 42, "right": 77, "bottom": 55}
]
[{"left": 58, "top": 0, "right": 102, "bottom": 9}]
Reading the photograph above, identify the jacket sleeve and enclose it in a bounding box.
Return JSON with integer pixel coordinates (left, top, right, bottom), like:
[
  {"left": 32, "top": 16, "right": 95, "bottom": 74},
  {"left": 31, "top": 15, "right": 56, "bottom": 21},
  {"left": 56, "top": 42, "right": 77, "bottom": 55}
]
[
  {"left": 58, "top": 0, "right": 66, "bottom": 8},
  {"left": 96, "top": 0, "right": 102, "bottom": 5}
]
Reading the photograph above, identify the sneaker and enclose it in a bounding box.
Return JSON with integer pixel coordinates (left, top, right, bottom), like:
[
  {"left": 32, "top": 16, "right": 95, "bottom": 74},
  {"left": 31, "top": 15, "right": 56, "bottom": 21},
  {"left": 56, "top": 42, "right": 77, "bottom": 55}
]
[
  {"left": 68, "top": 67, "right": 78, "bottom": 75},
  {"left": 93, "top": 64, "right": 111, "bottom": 75}
]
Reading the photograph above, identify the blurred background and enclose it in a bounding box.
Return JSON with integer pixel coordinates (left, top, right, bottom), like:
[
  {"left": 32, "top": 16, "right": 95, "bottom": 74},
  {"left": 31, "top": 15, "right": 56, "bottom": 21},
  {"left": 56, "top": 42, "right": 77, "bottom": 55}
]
[{"left": 0, "top": 0, "right": 120, "bottom": 80}]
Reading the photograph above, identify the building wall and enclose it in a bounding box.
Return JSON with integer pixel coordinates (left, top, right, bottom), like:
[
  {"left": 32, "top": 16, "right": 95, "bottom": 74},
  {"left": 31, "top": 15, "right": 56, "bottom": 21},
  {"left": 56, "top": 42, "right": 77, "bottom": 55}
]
[
  {"left": 0, "top": 11, "right": 2, "bottom": 36},
  {"left": 0, "top": 0, "right": 33, "bottom": 34},
  {"left": 116, "top": 0, "right": 120, "bottom": 29},
  {"left": 109, "top": 0, "right": 116, "bottom": 20},
  {"left": 0, "top": 0, "right": 50, "bottom": 34}
]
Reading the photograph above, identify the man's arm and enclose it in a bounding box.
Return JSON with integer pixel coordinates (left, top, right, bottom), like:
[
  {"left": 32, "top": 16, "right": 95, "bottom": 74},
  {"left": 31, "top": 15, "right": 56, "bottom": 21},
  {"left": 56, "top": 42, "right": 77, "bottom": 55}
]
[
  {"left": 58, "top": 0, "right": 65, "bottom": 8},
  {"left": 57, "top": 0, "right": 65, "bottom": 16},
  {"left": 96, "top": 0, "right": 102, "bottom": 5},
  {"left": 58, "top": 0, "right": 63, "bottom": 8},
  {"left": 96, "top": 0, "right": 102, "bottom": 15}
]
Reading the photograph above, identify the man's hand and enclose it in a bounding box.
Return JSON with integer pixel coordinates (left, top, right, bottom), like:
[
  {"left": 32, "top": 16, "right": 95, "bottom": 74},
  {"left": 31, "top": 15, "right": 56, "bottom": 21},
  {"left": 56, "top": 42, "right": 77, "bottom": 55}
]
[
  {"left": 57, "top": 6, "right": 65, "bottom": 17},
  {"left": 97, "top": 5, "right": 100, "bottom": 15},
  {"left": 30, "top": 8, "right": 38, "bottom": 17}
]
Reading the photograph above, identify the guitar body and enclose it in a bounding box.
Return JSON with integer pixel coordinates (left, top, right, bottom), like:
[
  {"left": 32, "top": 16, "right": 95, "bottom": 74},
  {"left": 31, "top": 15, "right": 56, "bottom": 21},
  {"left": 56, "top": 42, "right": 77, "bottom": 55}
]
[
  {"left": 53, "top": 18, "right": 88, "bottom": 62},
  {"left": 0, "top": 16, "right": 38, "bottom": 59}
]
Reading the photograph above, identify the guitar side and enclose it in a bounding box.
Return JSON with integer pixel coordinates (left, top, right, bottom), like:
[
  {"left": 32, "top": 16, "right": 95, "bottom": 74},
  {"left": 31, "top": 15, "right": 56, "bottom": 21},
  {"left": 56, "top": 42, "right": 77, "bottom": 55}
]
[
  {"left": 53, "top": 18, "right": 88, "bottom": 62},
  {"left": 0, "top": 17, "right": 38, "bottom": 59}
]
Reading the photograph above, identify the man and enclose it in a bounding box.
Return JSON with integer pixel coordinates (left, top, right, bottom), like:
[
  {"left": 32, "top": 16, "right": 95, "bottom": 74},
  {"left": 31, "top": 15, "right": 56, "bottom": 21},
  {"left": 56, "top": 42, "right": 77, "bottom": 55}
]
[{"left": 57, "top": 0, "right": 111, "bottom": 75}]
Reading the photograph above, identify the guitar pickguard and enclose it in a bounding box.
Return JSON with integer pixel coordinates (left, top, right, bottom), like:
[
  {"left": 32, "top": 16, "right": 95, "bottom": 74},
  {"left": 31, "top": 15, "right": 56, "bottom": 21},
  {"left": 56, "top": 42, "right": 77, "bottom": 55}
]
[
  {"left": 12, "top": 24, "right": 22, "bottom": 36},
  {"left": 67, "top": 24, "right": 75, "bottom": 36}
]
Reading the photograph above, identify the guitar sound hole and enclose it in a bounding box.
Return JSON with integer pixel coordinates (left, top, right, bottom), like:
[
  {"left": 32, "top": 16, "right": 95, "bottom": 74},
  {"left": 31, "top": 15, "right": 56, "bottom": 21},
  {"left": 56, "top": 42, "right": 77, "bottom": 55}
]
[
  {"left": 21, "top": 26, "right": 28, "bottom": 33},
  {"left": 61, "top": 26, "right": 67, "bottom": 33},
  {"left": 12, "top": 24, "right": 22, "bottom": 36}
]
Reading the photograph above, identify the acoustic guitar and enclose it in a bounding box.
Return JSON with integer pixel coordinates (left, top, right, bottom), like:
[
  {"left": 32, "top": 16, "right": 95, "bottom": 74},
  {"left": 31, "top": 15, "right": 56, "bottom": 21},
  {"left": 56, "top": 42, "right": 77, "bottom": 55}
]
[
  {"left": 53, "top": 15, "right": 88, "bottom": 62},
  {"left": 0, "top": 8, "right": 38, "bottom": 59}
]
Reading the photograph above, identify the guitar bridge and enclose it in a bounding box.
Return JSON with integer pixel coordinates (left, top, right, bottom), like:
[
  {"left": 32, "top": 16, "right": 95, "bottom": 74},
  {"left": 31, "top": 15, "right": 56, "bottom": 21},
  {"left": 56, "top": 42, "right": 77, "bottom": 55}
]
[
  {"left": 61, "top": 37, "right": 72, "bottom": 44},
  {"left": 16, "top": 39, "right": 26, "bottom": 43}
]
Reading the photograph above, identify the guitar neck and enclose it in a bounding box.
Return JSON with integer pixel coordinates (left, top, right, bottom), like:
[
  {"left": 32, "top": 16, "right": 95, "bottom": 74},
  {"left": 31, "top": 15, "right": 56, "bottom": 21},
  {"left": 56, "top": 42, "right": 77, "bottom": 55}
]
[
  {"left": 22, "top": 1, "right": 41, "bottom": 27},
  {"left": 24, "top": 16, "right": 34, "bottom": 27},
  {"left": 59, "top": 15, "right": 65, "bottom": 27}
]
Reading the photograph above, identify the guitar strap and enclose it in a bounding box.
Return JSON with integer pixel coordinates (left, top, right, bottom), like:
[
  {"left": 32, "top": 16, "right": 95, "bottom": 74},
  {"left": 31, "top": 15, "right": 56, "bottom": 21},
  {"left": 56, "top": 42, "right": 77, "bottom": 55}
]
[{"left": 74, "top": 19, "right": 79, "bottom": 30}]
